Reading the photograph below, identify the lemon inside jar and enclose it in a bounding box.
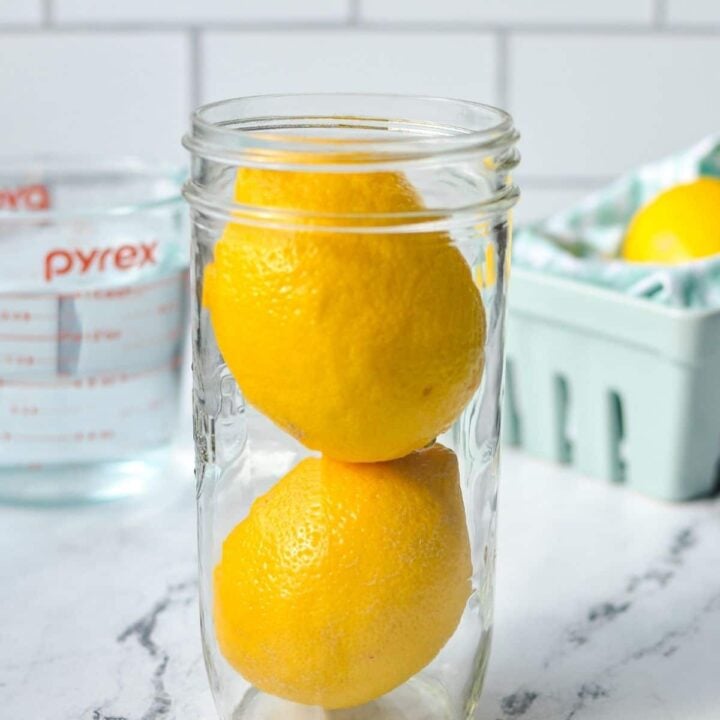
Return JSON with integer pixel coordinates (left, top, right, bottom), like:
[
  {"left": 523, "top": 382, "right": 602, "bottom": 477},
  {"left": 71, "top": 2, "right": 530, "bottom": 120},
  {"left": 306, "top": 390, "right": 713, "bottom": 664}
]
[
  {"left": 203, "top": 165, "right": 486, "bottom": 463},
  {"left": 214, "top": 444, "right": 471, "bottom": 709},
  {"left": 205, "top": 163, "right": 483, "bottom": 708}
]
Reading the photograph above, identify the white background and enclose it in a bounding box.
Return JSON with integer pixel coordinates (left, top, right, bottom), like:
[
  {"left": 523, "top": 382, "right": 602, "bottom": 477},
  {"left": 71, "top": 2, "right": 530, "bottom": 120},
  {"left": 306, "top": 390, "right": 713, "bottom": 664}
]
[{"left": 1, "top": 0, "right": 719, "bottom": 222}]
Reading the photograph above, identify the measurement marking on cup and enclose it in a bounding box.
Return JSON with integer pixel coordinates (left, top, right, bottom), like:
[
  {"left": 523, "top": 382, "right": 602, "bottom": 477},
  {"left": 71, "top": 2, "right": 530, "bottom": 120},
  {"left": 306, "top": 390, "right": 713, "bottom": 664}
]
[
  {"left": 9, "top": 405, "right": 40, "bottom": 416},
  {"left": 0, "top": 311, "right": 58, "bottom": 322},
  {"left": 1, "top": 272, "right": 184, "bottom": 301},
  {"left": 1, "top": 430, "right": 116, "bottom": 443},
  {"left": 8, "top": 347, "right": 134, "bottom": 362},
  {"left": 122, "top": 326, "right": 184, "bottom": 350},
  {"left": 119, "top": 397, "right": 168, "bottom": 417},
  {"left": 3, "top": 396, "right": 170, "bottom": 417},
  {"left": 124, "top": 301, "right": 181, "bottom": 320},
  {"left": 2, "top": 355, "right": 56, "bottom": 366},
  {"left": 86, "top": 275, "right": 180, "bottom": 299},
  {"left": 0, "top": 356, "right": 182, "bottom": 388},
  {"left": 0, "top": 330, "right": 122, "bottom": 342}
]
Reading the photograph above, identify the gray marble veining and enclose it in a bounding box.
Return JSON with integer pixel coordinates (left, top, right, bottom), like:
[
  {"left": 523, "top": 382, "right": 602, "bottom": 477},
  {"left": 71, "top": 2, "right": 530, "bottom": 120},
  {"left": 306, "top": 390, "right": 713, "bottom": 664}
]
[{"left": 1, "top": 447, "right": 718, "bottom": 720}]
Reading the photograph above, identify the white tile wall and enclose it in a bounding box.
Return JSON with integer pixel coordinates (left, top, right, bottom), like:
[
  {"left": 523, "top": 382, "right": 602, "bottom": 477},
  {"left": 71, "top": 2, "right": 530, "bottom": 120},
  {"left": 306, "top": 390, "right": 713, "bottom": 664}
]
[
  {"left": 0, "top": 34, "right": 189, "bottom": 160},
  {"left": 0, "top": 0, "right": 43, "bottom": 25},
  {"left": 55, "top": 0, "right": 349, "bottom": 24},
  {"left": 667, "top": 0, "right": 720, "bottom": 26},
  {"left": 361, "top": 0, "right": 655, "bottom": 26},
  {"left": 510, "top": 34, "right": 720, "bottom": 178},
  {"left": 201, "top": 32, "right": 497, "bottom": 103},
  {"left": 0, "top": 0, "right": 715, "bottom": 217}
]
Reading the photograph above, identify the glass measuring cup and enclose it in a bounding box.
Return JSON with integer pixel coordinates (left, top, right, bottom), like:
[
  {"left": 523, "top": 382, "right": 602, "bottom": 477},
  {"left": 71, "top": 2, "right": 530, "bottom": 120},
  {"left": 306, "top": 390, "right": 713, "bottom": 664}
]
[
  {"left": 0, "top": 157, "right": 188, "bottom": 504},
  {"left": 185, "top": 94, "right": 519, "bottom": 720}
]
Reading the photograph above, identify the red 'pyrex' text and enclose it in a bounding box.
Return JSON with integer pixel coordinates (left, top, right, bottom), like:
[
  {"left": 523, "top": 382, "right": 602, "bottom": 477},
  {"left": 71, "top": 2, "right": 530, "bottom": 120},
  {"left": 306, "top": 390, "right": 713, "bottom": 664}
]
[
  {"left": 44, "top": 242, "right": 158, "bottom": 282},
  {"left": 0, "top": 184, "right": 50, "bottom": 211}
]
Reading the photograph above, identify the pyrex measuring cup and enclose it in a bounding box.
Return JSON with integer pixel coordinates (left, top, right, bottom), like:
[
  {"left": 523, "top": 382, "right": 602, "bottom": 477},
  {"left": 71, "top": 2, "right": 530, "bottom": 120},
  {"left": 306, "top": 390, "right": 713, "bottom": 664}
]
[{"left": 0, "top": 158, "right": 188, "bottom": 504}]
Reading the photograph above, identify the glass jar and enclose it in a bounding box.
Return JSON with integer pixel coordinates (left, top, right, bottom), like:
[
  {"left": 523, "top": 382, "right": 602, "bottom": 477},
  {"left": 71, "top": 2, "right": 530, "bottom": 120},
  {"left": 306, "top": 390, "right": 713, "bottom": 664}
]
[
  {"left": 0, "top": 157, "right": 188, "bottom": 505},
  {"left": 184, "top": 94, "right": 519, "bottom": 720}
]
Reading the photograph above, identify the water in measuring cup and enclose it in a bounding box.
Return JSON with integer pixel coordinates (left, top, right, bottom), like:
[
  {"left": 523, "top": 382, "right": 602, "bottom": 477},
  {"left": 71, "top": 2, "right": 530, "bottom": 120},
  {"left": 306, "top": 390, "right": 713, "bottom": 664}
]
[{"left": 0, "top": 171, "right": 187, "bottom": 503}]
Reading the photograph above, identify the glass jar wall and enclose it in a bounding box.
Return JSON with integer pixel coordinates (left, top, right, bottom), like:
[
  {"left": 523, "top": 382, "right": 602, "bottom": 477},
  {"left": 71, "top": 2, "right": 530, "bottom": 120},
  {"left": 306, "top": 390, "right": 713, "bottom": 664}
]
[{"left": 183, "top": 94, "right": 519, "bottom": 720}]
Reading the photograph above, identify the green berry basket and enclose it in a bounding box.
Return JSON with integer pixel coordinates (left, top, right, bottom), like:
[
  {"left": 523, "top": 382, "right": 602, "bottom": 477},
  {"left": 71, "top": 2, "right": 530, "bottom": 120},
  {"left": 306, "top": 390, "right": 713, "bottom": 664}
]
[
  {"left": 504, "top": 136, "right": 720, "bottom": 501},
  {"left": 504, "top": 268, "right": 720, "bottom": 501}
]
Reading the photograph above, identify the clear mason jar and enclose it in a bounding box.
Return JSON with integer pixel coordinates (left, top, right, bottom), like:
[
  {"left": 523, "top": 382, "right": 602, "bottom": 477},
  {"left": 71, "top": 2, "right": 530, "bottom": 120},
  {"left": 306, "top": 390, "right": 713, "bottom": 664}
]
[{"left": 184, "top": 94, "right": 519, "bottom": 720}]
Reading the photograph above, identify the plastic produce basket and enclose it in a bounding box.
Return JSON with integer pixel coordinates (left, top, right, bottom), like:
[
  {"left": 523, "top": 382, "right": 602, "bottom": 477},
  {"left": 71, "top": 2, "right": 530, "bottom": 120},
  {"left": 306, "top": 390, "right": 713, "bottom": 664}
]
[{"left": 504, "top": 267, "right": 720, "bottom": 501}]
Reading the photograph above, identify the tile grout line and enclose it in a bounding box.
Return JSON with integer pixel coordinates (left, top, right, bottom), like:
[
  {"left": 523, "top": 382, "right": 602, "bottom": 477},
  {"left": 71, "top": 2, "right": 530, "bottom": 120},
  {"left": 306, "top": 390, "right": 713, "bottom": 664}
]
[
  {"left": 348, "top": 0, "right": 361, "bottom": 26},
  {"left": 189, "top": 27, "right": 202, "bottom": 112},
  {"left": 495, "top": 30, "right": 509, "bottom": 111},
  {"left": 42, "top": 0, "right": 53, "bottom": 27},
  {"left": 1, "top": 21, "right": 719, "bottom": 35},
  {"left": 655, "top": 0, "right": 669, "bottom": 28}
]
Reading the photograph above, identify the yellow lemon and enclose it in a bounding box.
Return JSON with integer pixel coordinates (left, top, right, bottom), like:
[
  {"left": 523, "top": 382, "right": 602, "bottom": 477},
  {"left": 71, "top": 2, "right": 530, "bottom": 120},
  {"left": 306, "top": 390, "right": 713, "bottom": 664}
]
[
  {"left": 622, "top": 177, "right": 720, "bottom": 263},
  {"left": 203, "top": 166, "right": 485, "bottom": 462},
  {"left": 214, "top": 443, "right": 471, "bottom": 709}
]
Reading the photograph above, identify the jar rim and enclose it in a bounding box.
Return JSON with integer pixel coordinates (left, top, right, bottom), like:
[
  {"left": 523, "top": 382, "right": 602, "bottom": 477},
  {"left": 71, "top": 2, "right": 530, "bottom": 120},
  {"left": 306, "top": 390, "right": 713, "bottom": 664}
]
[
  {"left": 183, "top": 93, "right": 519, "bottom": 167},
  {"left": 183, "top": 93, "right": 520, "bottom": 229}
]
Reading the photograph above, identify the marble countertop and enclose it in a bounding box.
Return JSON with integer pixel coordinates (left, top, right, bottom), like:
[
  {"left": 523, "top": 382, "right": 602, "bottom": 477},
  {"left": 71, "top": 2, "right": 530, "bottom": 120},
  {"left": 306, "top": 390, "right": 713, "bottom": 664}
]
[{"left": 2, "top": 445, "right": 719, "bottom": 720}]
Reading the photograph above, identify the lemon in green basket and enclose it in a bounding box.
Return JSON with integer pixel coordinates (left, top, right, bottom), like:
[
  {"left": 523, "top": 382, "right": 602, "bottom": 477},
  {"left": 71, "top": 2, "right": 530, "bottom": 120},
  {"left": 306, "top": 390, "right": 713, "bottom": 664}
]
[{"left": 622, "top": 178, "right": 720, "bottom": 263}]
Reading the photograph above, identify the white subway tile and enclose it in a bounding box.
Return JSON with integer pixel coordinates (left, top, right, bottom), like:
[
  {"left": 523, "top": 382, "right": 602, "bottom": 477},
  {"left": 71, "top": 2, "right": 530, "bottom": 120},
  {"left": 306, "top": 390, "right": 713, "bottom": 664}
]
[
  {"left": 0, "top": 0, "right": 43, "bottom": 25},
  {"left": 361, "top": 0, "right": 654, "bottom": 25},
  {"left": 202, "top": 31, "right": 497, "bottom": 104},
  {"left": 667, "top": 0, "right": 720, "bottom": 26},
  {"left": 0, "top": 34, "right": 189, "bottom": 161},
  {"left": 510, "top": 35, "right": 720, "bottom": 178},
  {"left": 55, "top": 0, "right": 349, "bottom": 24},
  {"left": 514, "top": 185, "right": 602, "bottom": 226}
]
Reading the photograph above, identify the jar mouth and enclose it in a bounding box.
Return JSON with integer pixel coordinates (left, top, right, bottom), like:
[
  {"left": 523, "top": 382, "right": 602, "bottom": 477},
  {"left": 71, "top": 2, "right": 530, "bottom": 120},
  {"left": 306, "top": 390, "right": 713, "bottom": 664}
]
[
  {"left": 0, "top": 156, "right": 185, "bottom": 223},
  {"left": 183, "top": 93, "right": 519, "bottom": 168},
  {"left": 183, "top": 93, "right": 519, "bottom": 229}
]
